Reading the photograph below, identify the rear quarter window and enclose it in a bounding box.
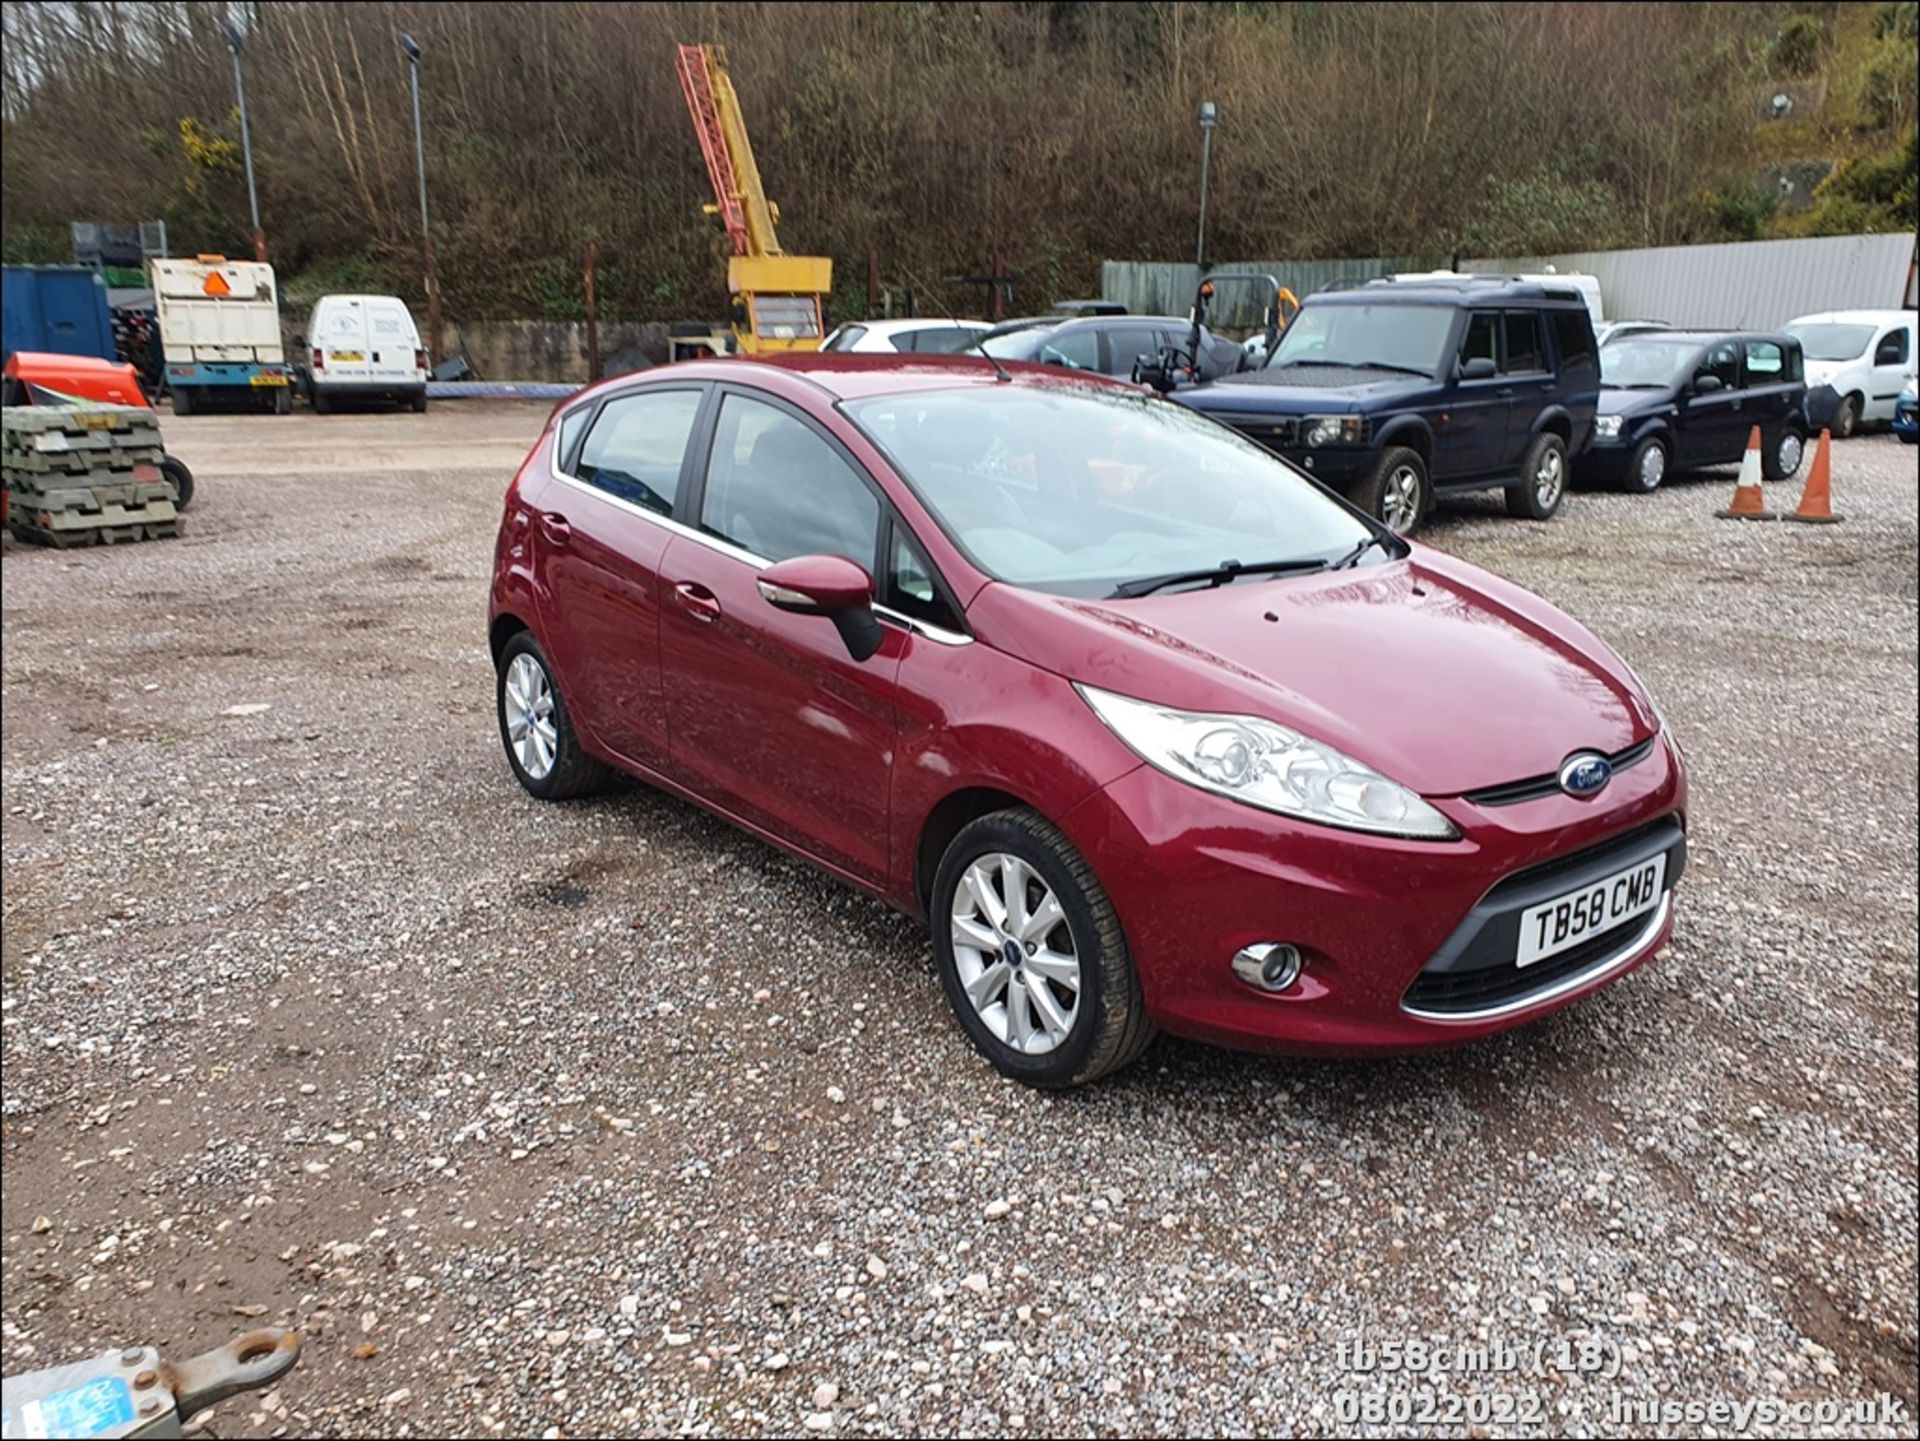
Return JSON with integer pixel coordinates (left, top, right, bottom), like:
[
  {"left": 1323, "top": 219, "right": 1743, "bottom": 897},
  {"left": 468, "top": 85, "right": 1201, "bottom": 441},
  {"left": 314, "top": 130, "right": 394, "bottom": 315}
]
[
  {"left": 1549, "top": 309, "right": 1597, "bottom": 385},
  {"left": 572, "top": 388, "right": 703, "bottom": 516}
]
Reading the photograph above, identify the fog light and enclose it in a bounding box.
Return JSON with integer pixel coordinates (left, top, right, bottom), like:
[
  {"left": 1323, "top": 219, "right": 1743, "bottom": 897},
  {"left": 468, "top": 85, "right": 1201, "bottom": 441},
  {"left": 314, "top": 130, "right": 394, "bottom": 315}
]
[{"left": 1232, "top": 942, "right": 1302, "bottom": 993}]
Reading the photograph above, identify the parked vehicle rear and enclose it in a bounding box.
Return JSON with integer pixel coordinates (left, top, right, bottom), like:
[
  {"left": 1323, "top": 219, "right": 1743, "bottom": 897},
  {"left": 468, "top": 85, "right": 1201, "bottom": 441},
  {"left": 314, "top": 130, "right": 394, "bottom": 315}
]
[
  {"left": 303, "top": 294, "right": 429, "bottom": 413},
  {"left": 151, "top": 256, "right": 291, "bottom": 415}
]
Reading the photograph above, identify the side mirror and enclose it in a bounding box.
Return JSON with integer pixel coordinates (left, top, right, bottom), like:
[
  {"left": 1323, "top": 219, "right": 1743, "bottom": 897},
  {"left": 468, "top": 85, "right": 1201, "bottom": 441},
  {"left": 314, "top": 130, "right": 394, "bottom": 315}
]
[
  {"left": 755, "top": 554, "right": 883, "bottom": 661},
  {"left": 1692, "top": 374, "right": 1723, "bottom": 394},
  {"left": 1457, "top": 356, "right": 1497, "bottom": 382}
]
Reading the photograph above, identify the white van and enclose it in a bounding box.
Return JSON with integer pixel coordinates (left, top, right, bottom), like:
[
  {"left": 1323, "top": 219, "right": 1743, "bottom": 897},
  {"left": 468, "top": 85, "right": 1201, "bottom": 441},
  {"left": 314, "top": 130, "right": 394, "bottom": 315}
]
[
  {"left": 1782, "top": 309, "right": 1918, "bottom": 437},
  {"left": 304, "top": 294, "right": 428, "bottom": 412}
]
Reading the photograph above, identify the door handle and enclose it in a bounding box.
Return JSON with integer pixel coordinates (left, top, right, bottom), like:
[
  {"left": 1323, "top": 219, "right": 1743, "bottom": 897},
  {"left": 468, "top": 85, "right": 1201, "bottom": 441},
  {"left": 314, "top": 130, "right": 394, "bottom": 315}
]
[
  {"left": 539, "top": 512, "right": 571, "bottom": 546},
  {"left": 671, "top": 580, "right": 722, "bottom": 623},
  {"left": 1496, "top": 386, "right": 1515, "bottom": 397}
]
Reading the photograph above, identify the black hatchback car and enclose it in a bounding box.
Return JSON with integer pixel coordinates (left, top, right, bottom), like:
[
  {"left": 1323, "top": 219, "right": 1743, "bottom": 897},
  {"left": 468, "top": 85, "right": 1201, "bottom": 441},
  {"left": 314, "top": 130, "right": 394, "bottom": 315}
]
[
  {"left": 1580, "top": 331, "right": 1809, "bottom": 492},
  {"left": 1167, "top": 276, "right": 1601, "bottom": 534}
]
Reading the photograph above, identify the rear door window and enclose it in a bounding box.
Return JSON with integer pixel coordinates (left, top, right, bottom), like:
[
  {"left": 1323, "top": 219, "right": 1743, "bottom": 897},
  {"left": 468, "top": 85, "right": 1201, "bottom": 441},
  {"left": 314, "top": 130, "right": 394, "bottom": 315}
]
[
  {"left": 1549, "top": 310, "right": 1597, "bottom": 383},
  {"left": 1104, "top": 326, "right": 1164, "bottom": 376},
  {"left": 1501, "top": 311, "right": 1546, "bottom": 374},
  {"left": 572, "top": 388, "right": 703, "bottom": 516},
  {"left": 1743, "top": 340, "right": 1785, "bottom": 385},
  {"left": 699, "top": 393, "right": 881, "bottom": 567}
]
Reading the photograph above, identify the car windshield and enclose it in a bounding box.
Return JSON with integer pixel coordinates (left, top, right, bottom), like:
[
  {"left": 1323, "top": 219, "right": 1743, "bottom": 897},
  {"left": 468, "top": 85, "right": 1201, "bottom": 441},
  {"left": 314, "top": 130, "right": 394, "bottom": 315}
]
[
  {"left": 1600, "top": 338, "right": 1700, "bottom": 388},
  {"left": 1266, "top": 303, "right": 1454, "bottom": 375},
  {"left": 843, "top": 385, "right": 1374, "bottom": 598},
  {"left": 1784, "top": 323, "right": 1873, "bottom": 361}
]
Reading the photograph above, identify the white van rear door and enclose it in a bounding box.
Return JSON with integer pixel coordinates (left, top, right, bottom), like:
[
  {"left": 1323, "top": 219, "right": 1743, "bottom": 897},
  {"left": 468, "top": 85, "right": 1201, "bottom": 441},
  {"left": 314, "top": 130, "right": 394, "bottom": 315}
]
[
  {"left": 365, "top": 300, "right": 420, "bottom": 383},
  {"left": 318, "top": 300, "right": 373, "bottom": 381}
]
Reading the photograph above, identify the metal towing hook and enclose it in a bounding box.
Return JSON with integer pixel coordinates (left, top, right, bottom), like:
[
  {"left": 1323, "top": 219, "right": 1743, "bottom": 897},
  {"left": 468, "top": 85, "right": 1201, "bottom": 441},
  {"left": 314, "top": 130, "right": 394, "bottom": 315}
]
[{"left": 2, "top": 1327, "right": 300, "bottom": 1439}]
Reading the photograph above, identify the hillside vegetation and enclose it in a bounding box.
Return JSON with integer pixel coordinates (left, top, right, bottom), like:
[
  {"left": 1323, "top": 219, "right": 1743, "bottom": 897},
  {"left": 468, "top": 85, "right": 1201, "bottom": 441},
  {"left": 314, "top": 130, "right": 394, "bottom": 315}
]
[{"left": 2, "top": 1, "right": 1913, "bottom": 325}]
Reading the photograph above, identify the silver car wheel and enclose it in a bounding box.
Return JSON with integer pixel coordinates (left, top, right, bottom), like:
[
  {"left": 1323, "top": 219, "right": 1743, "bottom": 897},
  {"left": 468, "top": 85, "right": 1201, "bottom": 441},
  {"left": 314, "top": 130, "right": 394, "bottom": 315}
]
[
  {"left": 950, "top": 852, "right": 1081, "bottom": 1056},
  {"left": 503, "top": 652, "right": 558, "bottom": 780},
  {"left": 1639, "top": 443, "right": 1666, "bottom": 490},
  {"left": 1382, "top": 465, "right": 1422, "bottom": 532},
  {"left": 1778, "top": 431, "right": 1803, "bottom": 476},
  {"left": 1534, "top": 446, "right": 1565, "bottom": 507}
]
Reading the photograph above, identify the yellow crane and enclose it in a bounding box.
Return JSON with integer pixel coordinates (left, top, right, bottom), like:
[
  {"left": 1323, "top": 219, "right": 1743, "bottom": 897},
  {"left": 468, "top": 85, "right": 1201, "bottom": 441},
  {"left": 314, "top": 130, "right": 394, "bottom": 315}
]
[{"left": 674, "top": 43, "right": 832, "bottom": 357}]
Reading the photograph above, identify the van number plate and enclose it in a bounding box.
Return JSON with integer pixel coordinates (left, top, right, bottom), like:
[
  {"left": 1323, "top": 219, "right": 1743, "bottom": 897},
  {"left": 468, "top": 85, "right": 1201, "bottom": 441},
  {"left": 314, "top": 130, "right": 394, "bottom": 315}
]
[
  {"left": 1516, "top": 854, "right": 1665, "bottom": 968},
  {"left": 329, "top": 350, "right": 365, "bottom": 363}
]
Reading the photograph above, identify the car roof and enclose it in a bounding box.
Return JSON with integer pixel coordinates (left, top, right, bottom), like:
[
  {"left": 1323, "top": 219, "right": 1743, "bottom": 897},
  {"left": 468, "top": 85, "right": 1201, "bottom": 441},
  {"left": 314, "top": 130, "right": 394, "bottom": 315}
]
[
  {"left": 604, "top": 352, "right": 1145, "bottom": 402},
  {"left": 1615, "top": 329, "right": 1795, "bottom": 344},
  {"left": 1316, "top": 275, "right": 1589, "bottom": 307},
  {"left": 833, "top": 318, "right": 988, "bottom": 337},
  {"left": 1785, "top": 310, "right": 1915, "bottom": 325},
  {"left": 981, "top": 313, "right": 1189, "bottom": 339}
]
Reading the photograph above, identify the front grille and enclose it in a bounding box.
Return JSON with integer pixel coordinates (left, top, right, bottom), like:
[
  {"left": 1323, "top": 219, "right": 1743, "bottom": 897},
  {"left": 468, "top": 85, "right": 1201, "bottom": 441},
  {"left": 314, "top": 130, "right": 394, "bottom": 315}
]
[
  {"left": 1401, "top": 911, "right": 1653, "bottom": 1014},
  {"left": 1218, "top": 414, "right": 1297, "bottom": 450},
  {"left": 1463, "top": 735, "right": 1657, "bottom": 808}
]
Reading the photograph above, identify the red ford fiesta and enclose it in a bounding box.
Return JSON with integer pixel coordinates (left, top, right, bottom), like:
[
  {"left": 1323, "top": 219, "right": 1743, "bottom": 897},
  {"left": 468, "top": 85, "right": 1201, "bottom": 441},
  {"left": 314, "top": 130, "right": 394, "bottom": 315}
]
[{"left": 488, "top": 354, "right": 1687, "bottom": 1088}]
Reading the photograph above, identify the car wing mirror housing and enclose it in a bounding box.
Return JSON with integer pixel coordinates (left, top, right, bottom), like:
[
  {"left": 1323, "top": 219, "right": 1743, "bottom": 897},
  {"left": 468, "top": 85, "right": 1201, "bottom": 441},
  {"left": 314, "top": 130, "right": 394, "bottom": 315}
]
[
  {"left": 1457, "top": 356, "right": 1497, "bottom": 382},
  {"left": 1692, "top": 374, "right": 1723, "bottom": 394},
  {"left": 755, "top": 554, "right": 883, "bottom": 661}
]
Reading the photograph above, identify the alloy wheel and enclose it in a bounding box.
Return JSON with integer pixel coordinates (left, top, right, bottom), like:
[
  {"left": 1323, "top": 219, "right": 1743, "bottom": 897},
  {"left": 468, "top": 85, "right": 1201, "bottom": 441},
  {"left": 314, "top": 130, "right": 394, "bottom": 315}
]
[
  {"left": 1383, "top": 465, "right": 1422, "bottom": 532},
  {"left": 1639, "top": 444, "right": 1665, "bottom": 490},
  {"left": 950, "top": 852, "right": 1082, "bottom": 1055},
  {"left": 1534, "top": 447, "right": 1565, "bottom": 508},
  {"left": 503, "top": 652, "right": 558, "bottom": 780},
  {"left": 1778, "top": 432, "right": 1803, "bottom": 476}
]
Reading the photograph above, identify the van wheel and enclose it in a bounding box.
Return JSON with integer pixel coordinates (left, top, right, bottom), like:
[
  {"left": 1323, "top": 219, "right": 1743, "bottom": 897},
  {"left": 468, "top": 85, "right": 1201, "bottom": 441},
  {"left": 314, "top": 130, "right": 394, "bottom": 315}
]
[
  {"left": 170, "top": 387, "right": 193, "bottom": 418},
  {"left": 1833, "top": 394, "right": 1861, "bottom": 440},
  {"left": 1354, "top": 447, "right": 1429, "bottom": 535},
  {"left": 931, "top": 809, "right": 1154, "bottom": 1089},
  {"left": 1505, "top": 432, "right": 1567, "bottom": 519},
  {"left": 411, "top": 390, "right": 428, "bottom": 414},
  {"left": 311, "top": 389, "right": 331, "bottom": 415},
  {"left": 159, "top": 456, "right": 194, "bottom": 510},
  {"left": 273, "top": 386, "right": 292, "bottom": 416}
]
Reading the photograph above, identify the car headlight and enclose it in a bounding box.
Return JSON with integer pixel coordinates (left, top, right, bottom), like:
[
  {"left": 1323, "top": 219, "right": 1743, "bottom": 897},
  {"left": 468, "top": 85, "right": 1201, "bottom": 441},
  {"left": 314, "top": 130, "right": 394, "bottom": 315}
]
[
  {"left": 1078, "top": 684, "right": 1458, "bottom": 840},
  {"left": 1593, "top": 415, "right": 1624, "bottom": 440},
  {"left": 1302, "top": 414, "right": 1367, "bottom": 447}
]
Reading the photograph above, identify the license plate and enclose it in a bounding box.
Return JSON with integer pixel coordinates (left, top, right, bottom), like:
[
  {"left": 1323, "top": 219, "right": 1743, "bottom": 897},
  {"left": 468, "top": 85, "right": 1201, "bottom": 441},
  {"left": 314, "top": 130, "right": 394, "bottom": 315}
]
[
  {"left": 250, "top": 373, "right": 288, "bottom": 387},
  {"left": 329, "top": 350, "right": 365, "bottom": 363},
  {"left": 1517, "top": 853, "right": 1666, "bottom": 968}
]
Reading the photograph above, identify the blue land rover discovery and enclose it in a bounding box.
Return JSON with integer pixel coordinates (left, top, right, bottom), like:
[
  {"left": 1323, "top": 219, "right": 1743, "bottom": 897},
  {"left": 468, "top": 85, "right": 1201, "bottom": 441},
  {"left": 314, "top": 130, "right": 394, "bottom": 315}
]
[{"left": 1168, "top": 276, "right": 1601, "bottom": 535}]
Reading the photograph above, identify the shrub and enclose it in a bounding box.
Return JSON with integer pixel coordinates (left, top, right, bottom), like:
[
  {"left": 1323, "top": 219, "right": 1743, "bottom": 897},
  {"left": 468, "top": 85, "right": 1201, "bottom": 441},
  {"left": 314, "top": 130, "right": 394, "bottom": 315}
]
[{"left": 1771, "top": 14, "right": 1830, "bottom": 75}]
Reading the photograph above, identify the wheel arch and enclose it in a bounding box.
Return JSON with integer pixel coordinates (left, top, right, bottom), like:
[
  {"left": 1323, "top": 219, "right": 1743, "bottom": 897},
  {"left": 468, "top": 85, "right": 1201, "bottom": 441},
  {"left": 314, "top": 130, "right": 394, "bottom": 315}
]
[
  {"left": 489, "top": 611, "right": 531, "bottom": 664},
  {"left": 914, "top": 785, "right": 1042, "bottom": 916},
  {"left": 1529, "top": 406, "right": 1575, "bottom": 445},
  {"left": 1372, "top": 417, "right": 1432, "bottom": 463}
]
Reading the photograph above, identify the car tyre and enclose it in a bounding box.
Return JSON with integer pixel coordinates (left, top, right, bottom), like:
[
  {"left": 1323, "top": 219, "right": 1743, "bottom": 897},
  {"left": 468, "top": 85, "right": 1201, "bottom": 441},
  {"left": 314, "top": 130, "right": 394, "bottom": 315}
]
[
  {"left": 170, "top": 387, "right": 192, "bottom": 418},
  {"left": 311, "top": 388, "right": 332, "bottom": 415},
  {"left": 1619, "top": 436, "right": 1668, "bottom": 494},
  {"left": 1505, "top": 431, "right": 1568, "bottom": 519},
  {"left": 411, "top": 389, "right": 429, "bottom": 414},
  {"left": 1833, "top": 393, "right": 1861, "bottom": 439},
  {"left": 931, "top": 809, "right": 1153, "bottom": 1089},
  {"left": 495, "top": 632, "right": 611, "bottom": 800},
  {"left": 273, "top": 386, "right": 292, "bottom": 416},
  {"left": 1354, "top": 446, "right": 1429, "bottom": 535},
  {"left": 1761, "top": 425, "right": 1804, "bottom": 481}
]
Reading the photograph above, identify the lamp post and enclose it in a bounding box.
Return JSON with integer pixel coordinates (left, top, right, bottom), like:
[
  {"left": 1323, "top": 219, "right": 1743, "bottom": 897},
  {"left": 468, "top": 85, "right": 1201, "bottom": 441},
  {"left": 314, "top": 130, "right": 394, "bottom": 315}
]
[
  {"left": 221, "top": 21, "right": 266, "bottom": 262},
  {"left": 399, "top": 32, "right": 440, "bottom": 361},
  {"left": 1195, "top": 100, "right": 1218, "bottom": 272}
]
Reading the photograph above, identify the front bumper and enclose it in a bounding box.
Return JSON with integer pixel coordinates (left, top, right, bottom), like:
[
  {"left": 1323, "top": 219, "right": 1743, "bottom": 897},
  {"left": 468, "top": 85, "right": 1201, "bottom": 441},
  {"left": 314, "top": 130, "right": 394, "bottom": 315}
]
[
  {"left": 1061, "top": 732, "right": 1687, "bottom": 1054},
  {"left": 1893, "top": 401, "right": 1918, "bottom": 440},
  {"left": 1575, "top": 436, "right": 1638, "bottom": 479}
]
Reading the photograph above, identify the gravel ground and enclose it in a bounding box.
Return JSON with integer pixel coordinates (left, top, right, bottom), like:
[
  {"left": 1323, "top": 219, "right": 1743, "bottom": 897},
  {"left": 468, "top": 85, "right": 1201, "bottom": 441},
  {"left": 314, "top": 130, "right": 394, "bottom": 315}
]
[{"left": 3, "top": 408, "right": 1915, "bottom": 1438}]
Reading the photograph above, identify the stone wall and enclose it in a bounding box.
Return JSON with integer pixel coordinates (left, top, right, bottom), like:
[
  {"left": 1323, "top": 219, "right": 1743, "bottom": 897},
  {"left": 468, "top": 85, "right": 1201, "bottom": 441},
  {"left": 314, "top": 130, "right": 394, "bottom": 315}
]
[{"left": 445, "top": 319, "right": 672, "bottom": 384}]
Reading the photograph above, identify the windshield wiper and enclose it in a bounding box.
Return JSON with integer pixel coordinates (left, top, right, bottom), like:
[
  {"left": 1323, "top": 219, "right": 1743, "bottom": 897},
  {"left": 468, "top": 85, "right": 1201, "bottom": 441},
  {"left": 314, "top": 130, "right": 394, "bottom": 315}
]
[
  {"left": 1108, "top": 556, "right": 1335, "bottom": 599},
  {"left": 1348, "top": 360, "right": 1431, "bottom": 377},
  {"left": 1331, "top": 533, "right": 1395, "bottom": 569}
]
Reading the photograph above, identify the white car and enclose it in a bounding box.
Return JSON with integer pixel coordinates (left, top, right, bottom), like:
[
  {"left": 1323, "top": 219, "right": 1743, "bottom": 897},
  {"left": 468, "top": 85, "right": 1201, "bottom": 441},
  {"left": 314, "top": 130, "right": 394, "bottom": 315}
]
[
  {"left": 303, "top": 294, "right": 428, "bottom": 413},
  {"left": 1782, "top": 308, "right": 1917, "bottom": 438},
  {"left": 820, "top": 319, "right": 990, "bottom": 355}
]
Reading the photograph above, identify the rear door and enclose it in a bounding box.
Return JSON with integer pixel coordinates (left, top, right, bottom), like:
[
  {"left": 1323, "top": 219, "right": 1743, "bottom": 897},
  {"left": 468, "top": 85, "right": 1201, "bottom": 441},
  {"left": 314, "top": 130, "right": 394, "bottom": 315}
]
[
  {"left": 365, "top": 299, "right": 420, "bottom": 390},
  {"left": 1676, "top": 340, "right": 1747, "bottom": 466},
  {"left": 1439, "top": 310, "right": 1508, "bottom": 479},
  {"left": 658, "top": 387, "right": 901, "bottom": 885},
  {"left": 315, "top": 299, "right": 373, "bottom": 386},
  {"left": 1741, "top": 337, "right": 1798, "bottom": 446},
  {"left": 1497, "top": 310, "right": 1554, "bottom": 467},
  {"left": 1101, "top": 324, "right": 1165, "bottom": 381},
  {"left": 533, "top": 384, "right": 707, "bottom": 772}
]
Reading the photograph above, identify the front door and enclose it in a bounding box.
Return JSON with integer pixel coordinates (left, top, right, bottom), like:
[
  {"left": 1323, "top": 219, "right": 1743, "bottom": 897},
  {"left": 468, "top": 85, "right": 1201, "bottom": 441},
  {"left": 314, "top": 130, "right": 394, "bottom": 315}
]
[
  {"left": 1675, "top": 341, "right": 1748, "bottom": 466},
  {"left": 532, "top": 384, "right": 706, "bottom": 772},
  {"left": 658, "top": 388, "right": 902, "bottom": 886},
  {"left": 1868, "top": 321, "right": 1915, "bottom": 421},
  {"left": 1437, "top": 310, "right": 1508, "bottom": 479}
]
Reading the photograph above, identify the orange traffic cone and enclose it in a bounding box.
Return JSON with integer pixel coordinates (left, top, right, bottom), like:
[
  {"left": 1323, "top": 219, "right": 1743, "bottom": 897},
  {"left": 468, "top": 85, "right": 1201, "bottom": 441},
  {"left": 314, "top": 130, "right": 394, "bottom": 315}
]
[
  {"left": 1716, "top": 426, "right": 1776, "bottom": 520},
  {"left": 1784, "top": 428, "right": 1843, "bottom": 524}
]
